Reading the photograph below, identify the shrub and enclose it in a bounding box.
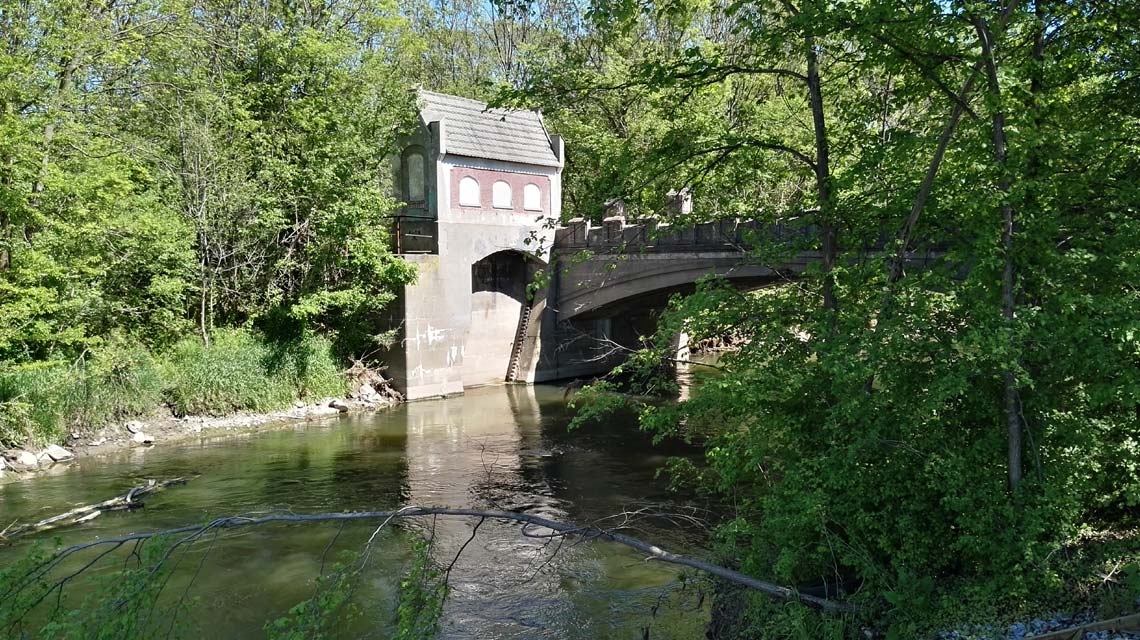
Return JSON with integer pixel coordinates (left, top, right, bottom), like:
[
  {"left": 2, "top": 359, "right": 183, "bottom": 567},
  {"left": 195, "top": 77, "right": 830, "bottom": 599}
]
[
  {"left": 162, "top": 329, "right": 293, "bottom": 416},
  {"left": 0, "top": 363, "right": 74, "bottom": 446},
  {"left": 0, "top": 330, "right": 349, "bottom": 445},
  {"left": 161, "top": 329, "right": 346, "bottom": 416},
  {"left": 81, "top": 337, "right": 164, "bottom": 425},
  {"left": 264, "top": 333, "right": 348, "bottom": 401},
  {"left": 0, "top": 340, "right": 162, "bottom": 447},
  {"left": 588, "top": 274, "right": 1140, "bottom": 636}
]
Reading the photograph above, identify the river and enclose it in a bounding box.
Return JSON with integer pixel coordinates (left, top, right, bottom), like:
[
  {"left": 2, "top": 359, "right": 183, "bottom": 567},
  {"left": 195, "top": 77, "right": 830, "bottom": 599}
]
[{"left": 0, "top": 384, "right": 710, "bottom": 638}]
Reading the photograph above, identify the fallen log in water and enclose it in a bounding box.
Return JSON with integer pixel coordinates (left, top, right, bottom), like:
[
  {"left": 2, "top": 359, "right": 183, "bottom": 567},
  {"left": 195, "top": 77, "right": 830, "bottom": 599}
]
[
  {"left": 0, "top": 477, "right": 189, "bottom": 543},
  {"left": 35, "top": 505, "right": 857, "bottom": 614}
]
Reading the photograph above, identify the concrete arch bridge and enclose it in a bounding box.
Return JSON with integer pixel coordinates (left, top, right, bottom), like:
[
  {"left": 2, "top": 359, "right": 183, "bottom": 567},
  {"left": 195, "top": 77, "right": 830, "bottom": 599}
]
[
  {"left": 382, "top": 90, "right": 936, "bottom": 399},
  {"left": 531, "top": 218, "right": 823, "bottom": 382},
  {"left": 386, "top": 213, "right": 939, "bottom": 399}
]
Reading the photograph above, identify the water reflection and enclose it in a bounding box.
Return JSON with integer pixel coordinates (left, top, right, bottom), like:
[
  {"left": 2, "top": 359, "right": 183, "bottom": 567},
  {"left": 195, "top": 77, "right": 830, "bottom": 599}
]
[{"left": 0, "top": 385, "right": 707, "bottom": 638}]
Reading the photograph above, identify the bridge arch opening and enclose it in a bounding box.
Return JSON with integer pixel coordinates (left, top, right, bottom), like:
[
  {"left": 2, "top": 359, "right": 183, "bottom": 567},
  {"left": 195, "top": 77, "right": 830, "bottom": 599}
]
[
  {"left": 464, "top": 250, "right": 543, "bottom": 387},
  {"left": 544, "top": 267, "right": 791, "bottom": 382}
]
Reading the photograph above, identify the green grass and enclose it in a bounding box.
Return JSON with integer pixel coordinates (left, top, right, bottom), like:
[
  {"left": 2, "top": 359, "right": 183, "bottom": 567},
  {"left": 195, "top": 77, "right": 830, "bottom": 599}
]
[
  {"left": 0, "top": 363, "right": 71, "bottom": 446},
  {"left": 0, "top": 340, "right": 163, "bottom": 447},
  {"left": 161, "top": 329, "right": 346, "bottom": 417},
  {"left": 0, "top": 329, "right": 349, "bottom": 447}
]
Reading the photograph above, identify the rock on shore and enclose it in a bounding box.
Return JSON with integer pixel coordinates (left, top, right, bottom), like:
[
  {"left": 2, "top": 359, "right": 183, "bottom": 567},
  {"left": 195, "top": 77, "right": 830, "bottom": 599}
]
[
  {"left": 2, "top": 446, "right": 75, "bottom": 474},
  {"left": 1, "top": 378, "right": 402, "bottom": 483}
]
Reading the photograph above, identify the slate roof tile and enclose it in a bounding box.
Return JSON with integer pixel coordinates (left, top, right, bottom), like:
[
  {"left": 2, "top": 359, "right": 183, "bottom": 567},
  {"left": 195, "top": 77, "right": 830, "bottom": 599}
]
[{"left": 419, "top": 91, "right": 560, "bottom": 168}]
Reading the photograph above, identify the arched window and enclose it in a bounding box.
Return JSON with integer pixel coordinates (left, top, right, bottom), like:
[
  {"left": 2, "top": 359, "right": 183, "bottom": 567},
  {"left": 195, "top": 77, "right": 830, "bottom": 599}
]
[
  {"left": 523, "top": 183, "right": 542, "bottom": 211},
  {"left": 492, "top": 181, "right": 512, "bottom": 209},
  {"left": 459, "top": 176, "right": 480, "bottom": 207},
  {"left": 405, "top": 150, "right": 425, "bottom": 202}
]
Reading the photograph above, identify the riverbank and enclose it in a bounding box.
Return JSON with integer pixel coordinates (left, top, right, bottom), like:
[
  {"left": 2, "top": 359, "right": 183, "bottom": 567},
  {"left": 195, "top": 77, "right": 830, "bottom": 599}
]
[
  {"left": 0, "top": 385, "right": 402, "bottom": 484},
  {"left": 0, "top": 328, "right": 414, "bottom": 483},
  {"left": 0, "top": 384, "right": 708, "bottom": 638}
]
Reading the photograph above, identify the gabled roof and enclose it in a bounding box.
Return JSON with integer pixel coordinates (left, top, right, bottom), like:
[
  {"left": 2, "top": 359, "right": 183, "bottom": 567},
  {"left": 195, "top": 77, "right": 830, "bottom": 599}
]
[{"left": 418, "top": 90, "right": 560, "bottom": 168}]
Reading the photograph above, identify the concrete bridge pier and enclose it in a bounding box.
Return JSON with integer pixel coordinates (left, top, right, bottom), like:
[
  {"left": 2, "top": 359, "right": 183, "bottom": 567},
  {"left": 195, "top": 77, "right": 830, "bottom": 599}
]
[
  {"left": 385, "top": 247, "right": 557, "bottom": 401},
  {"left": 384, "top": 254, "right": 467, "bottom": 400}
]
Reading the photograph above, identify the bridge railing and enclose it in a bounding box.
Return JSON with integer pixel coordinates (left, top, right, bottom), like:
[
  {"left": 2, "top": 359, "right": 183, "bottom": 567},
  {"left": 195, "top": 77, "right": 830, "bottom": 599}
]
[
  {"left": 553, "top": 217, "right": 816, "bottom": 254},
  {"left": 389, "top": 215, "right": 439, "bottom": 255}
]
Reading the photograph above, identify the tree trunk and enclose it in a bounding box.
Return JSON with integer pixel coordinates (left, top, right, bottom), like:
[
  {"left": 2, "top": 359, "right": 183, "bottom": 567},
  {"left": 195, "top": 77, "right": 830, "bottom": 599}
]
[
  {"left": 0, "top": 142, "right": 10, "bottom": 270},
  {"left": 0, "top": 478, "right": 189, "bottom": 542},
  {"left": 806, "top": 35, "right": 836, "bottom": 314},
  {"left": 199, "top": 272, "right": 210, "bottom": 347},
  {"left": 973, "top": 13, "right": 1022, "bottom": 490},
  {"left": 0, "top": 216, "right": 8, "bottom": 270},
  {"left": 34, "top": 56, "right": 79, "bottom": 197},
  {"left": 1019, "top": 0, "right": 1046, "bottom": 481},
  {"left": 888, "top": 62, "right": 982, "bottom": 284},
  {"left": 197, "top": 198, "right": 211, "bottom": 347}
]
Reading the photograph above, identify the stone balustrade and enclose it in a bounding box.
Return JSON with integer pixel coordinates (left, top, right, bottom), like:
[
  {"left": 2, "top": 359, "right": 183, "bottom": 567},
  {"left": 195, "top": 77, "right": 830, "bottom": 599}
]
[{"left": 552, "top": 216, "right": 815, "bottom": 253}]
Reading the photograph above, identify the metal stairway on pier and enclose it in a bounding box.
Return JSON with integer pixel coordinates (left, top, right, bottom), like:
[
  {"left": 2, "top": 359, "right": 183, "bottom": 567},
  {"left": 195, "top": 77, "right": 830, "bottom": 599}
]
[{"left": 505, "top": 303, "right": 533, "bottom": 382}]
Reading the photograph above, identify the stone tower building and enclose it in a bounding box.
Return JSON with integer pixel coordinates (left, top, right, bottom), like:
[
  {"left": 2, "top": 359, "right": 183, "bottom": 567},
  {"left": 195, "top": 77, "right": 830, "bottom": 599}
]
[{"left": 387, "top": 91, "right": 564, "bottom": 399}]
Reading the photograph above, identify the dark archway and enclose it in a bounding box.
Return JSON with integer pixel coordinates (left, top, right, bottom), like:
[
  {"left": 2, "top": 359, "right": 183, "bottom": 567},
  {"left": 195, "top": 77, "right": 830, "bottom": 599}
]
[
  {"left": 464, "top": 250, "right": 544, "bottom": 387},
  {"left": 471, "top": 250, "right": 530, "bottom": 303}
]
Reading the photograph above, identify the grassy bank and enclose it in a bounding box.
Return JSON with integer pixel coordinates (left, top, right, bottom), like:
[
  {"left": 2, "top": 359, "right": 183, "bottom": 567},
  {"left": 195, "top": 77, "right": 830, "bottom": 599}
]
[{"left": 0, "top": 329, "right": 348, "bottom": 448}]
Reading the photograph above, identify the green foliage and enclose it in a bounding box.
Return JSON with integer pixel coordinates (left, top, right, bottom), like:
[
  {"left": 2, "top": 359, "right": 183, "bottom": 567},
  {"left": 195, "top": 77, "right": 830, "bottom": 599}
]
[
  {"left": 263, "top": 334, "right": 351, "bottom": 401},
  {"left": 395, "top": 538, "right": 449, "bottom": 640},
  {"left": 0, "top": 161, "right": 196, "bottom": 360},
  {"left": 82, "top": 337, "right": 167, "bottom": 422},
  {"left": 0, "top": 0, "right": 417, "bottom": 368},
  {"left": 162, "top": 329, "right": 346, "bottom": 417},
  {"left": 38, "top": 539, "right": 193, "bottom": 639},
  {"left": 0, "top": 529, "right": 458, "bottom": 640},
  {"left": 266, "top": 535, "right": 451, "bottom": 640},
  {"left": 525, "top": 0, "right": 1140, "bottom": 635},
  {"left": 0, "top": 329, "right": 347, "bottom": 446},
  {"left": 0, "top": 339, "right": 163, "bottom": 446},
  {"left": 748, "top": 601, "right": 850, "bottom": 640},
  {"left": 265, "top": 551, "right": 362, "bottom": 640},
  {"left": 0, "top": 364, "right": 66, "bottom": 446},
  {"left": 627, "top": 271, "right": 1140, "bottom": 633},
  {"left": 1098, "top": 562, "right": 1140, "bottom": 619},
  {"left": 0, "top": 542, "right": 54, "bottom": 636},
  {"left": 567, "top": 380, "right": 634, "bottom": 430},
  {"left": 0, "top": 537, "right": 193, "bottom": 640}
]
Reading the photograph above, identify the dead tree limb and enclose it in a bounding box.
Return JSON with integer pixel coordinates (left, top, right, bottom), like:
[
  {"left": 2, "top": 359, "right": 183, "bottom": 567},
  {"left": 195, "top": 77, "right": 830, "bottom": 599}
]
[
  {"left": 0, "top": 478, "right": 189, "bottom": 543},
  {"left": 34, "top": 506, "right": 857, "bottom": 614},
  {"left": 1024, "top": 612, "right": 1140, "bottom": 640}
]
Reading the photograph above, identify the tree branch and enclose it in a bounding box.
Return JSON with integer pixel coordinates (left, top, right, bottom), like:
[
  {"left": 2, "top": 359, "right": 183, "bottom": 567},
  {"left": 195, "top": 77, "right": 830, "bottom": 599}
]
[
  {"left": 32, "top": 507, "right": 858, "bottom": 614},
  {"left": 0, "top": 478, "right": 189, "bottom": 543}
]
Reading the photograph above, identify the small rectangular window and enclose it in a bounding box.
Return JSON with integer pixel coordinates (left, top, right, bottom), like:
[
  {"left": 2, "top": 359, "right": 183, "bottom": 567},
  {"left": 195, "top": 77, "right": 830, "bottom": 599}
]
[
  {"left": 459, "top": 176, "right": 480, "bottom": 207},
  {"left": 523, "top": 183, "right": 542, "bottom": 211},
  {"left": 493, "top": 181, "right": 512, "bottom": 209}
]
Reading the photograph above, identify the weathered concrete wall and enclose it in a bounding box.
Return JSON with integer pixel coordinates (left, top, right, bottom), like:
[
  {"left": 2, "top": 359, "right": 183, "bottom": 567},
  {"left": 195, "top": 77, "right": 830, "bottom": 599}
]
[
  {"left": 435, "top": 154, "right": 557, "bottom": 396},
  {"left": 464, "top": 291, "right": 523, "bottom": 387},
  {"left": 387, "top": 148, "right": 559, "bottom": 400},
  {"left": 386, "top": 255, "right": 466, "bottom": 400},
  {"left": 463, "top": 251, "right": 529, "bottom": 387}
]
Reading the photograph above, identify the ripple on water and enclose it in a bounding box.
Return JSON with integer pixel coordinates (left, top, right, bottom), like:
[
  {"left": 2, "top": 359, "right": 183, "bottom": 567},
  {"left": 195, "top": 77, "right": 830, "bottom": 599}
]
[{"left": 0, "top": 385, "right": 708, "bottom": 639}]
